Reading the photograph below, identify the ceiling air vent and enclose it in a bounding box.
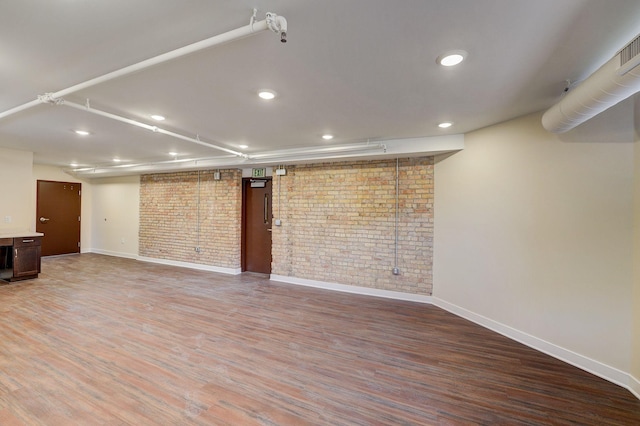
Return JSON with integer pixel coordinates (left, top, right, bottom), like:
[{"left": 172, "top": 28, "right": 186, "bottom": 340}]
[
  {"left": 542, "top": 32, "right": 640, "bottom": 133},
  {"left": 620, "top": 35, "right": 640, "bottom": 66},
  {"left": 618, "top": 34, "right": 640, "bottom": 75}
]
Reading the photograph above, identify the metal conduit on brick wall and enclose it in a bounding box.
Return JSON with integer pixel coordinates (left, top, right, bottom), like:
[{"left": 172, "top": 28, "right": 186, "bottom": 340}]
[
  {"left": 272, "top": 157, "right": 434, "bottom": 295},
  {"left": 139, "top": 170, "right": 242, "bottom": 268}
]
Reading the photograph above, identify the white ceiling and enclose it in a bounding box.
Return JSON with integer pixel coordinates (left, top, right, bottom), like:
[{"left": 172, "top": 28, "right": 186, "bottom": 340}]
[{"left": 1, "top": 0, "right": 640, "bottom": 175}]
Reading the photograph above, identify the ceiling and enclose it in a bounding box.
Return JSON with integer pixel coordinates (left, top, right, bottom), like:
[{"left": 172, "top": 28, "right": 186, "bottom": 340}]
[{"left": 1, "top": 0, "right": 640, "bottom": 176}]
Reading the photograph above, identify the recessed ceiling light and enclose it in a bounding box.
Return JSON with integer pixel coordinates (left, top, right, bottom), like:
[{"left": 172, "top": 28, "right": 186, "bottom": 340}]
[
  {"left": 437, "top": 50, "right": 467, "bottom": 67},
  {"left": 322, "top": 134, "right": 334, "bottom": 140},
  {"left": 70, "top": 163, "right": 78, "bottom": 167},
  {"left": 238, "top": 144, "right": 249, "bottom": 149},
  {"left": 438, "top": 122, "right": 453, "bottom": 128},
  {"left": 168, "top": 151, "right": 177, "bottom": 156},
  {"left": 75, "top": 130, "right": 90, "bottom": 136},
  {"left": 258, "top": 90, "right": 276, "bottom": 100},
  {"left": 113, "top": 158, "right": 121, "bottom": 163},
  {"left": 151, "top": 115, "right": 165, "bottom": 121}
]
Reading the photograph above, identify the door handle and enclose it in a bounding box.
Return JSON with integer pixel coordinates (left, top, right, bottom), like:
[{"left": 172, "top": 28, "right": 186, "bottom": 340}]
[
  {"left": 264, "top": 194, "right": 269, "bottom": 224},
  {"left": 39, "top": 217, "right": 50, "bottom": 223},
  {"left": 267, "top": 229, "right": 272, "bottom": 232}
]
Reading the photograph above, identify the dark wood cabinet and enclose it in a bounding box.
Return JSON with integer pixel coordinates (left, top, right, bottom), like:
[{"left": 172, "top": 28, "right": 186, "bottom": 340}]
[
  {"left": 13, "top": 237, "right": 42, "bottom": 279},
  {"left": 0, "top": 235, "right": 42, "bottom": 282}
]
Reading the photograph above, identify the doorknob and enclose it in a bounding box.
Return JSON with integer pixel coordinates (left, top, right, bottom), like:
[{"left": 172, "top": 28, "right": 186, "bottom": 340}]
[{"left": 39, "top": 217, "right": 50, "bottom": 223}]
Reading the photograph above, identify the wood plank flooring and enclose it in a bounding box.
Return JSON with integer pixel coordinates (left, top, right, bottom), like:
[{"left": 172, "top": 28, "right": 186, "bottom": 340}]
[{"left": 0, "top": 253, "right": 637, "bottom": 425}]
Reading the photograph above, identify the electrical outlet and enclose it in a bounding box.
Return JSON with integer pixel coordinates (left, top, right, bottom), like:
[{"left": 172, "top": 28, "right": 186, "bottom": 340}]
[
  {"left": 275, "top": 219, "right": 282, "bottom": 226},
  {"left": 3, "top": 216, "right": 11, "bottom": 223}
]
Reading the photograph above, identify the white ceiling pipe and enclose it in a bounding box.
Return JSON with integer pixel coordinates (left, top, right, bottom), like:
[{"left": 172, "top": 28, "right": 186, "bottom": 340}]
[
  {"left": 63, "top": 100, "right": 247, "bottom": 158},
  {"left": 0, "top": 12, "right": 286, "bottom": 120},
  {"left": 67, "top": 143, "right": 386, "bottom": 176},
  {"left": 67, "top": 154, "right": 240, "bottom": 173},
  {"left": 542, "top": 49, "right": 640, "bottom": 133},
  {"left": 248, "top": 142, "right": 386, "bottom": 160}
]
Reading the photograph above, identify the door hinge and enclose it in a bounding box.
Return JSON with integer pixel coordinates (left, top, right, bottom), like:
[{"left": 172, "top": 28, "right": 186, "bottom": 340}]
[
  {"left": 78, "top": 216, "right": 81, "bottom": 222},
  {"left": 79, "top": 190, "right": 81, "bottom": 196},
  {"left": 78, "top": 242, "right": 80, "bottom": 248}
]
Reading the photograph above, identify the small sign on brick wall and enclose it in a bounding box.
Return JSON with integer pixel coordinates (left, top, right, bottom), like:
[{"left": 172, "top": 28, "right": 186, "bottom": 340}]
[{"left": 252, "top": 168, "right": 266, "bottom": 178}]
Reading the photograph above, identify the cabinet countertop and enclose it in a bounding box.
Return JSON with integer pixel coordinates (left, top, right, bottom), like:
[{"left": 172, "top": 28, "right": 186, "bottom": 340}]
[{"left": 0, "top": 232, "right": 44, "bottom": 239}]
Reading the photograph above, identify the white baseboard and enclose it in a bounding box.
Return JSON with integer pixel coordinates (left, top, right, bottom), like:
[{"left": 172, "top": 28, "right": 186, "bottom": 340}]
[
  {"left": 137, "top": 256, "right": 241, "bottom": 275},
  {"left": 269, "top": 275, "right": 638, "bottom": 400},
  {"left": 432, "top": 297, "right": 637, "bottom": 399},
  {"left": 630, "top": 374, "right": 640, "bottom": 400},
  {"left": 88, "top": 248, "right": 137, "bottom": 259},
  {"left": 86, "top": 250, "right": 241, "bottom": 274},
  {"left": 269, "top": 274, "right": 433, "bottom": 304}
]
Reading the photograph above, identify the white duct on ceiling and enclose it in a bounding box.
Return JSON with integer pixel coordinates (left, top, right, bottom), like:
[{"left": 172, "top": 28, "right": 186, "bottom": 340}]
[{"left": 542, "top": 34, "right": 640, "bottom": 133}]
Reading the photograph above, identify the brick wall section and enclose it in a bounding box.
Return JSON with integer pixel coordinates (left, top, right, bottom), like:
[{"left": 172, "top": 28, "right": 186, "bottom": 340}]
[
  {"left": 139, "top": 170, "right": 241, "bottom": 269},
  {"left": 272, "top": 157, "right": 434, "bottom": 295}
]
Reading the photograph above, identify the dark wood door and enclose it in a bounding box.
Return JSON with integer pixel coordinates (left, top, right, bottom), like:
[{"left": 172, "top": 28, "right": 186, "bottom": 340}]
[
  {"left": 36, "top": 180, "right": 81, "bottom": 256},
  {"left": 243, "top": 179, "right": 272, "bottom": 273}
]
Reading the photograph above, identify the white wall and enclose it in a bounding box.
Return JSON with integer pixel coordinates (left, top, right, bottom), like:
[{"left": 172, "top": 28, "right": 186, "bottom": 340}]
[
  {"left": 0, "top": 148, "right": 34, "bottom": 233},
  {"left": 433, "top": 111, "right": 635, "bottom": 385},
  {"left": 632, "top": 97, "right": 640, "bottom": 396},
  {"left": 32, "top": 165, "right": 93, "bottom": 252},
  {"left": 90, "top": 175, "right": 140, "bottom": 258}
]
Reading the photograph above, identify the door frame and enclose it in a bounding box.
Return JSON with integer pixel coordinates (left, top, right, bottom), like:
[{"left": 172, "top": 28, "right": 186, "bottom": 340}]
[{"left": 241, "top": 177, "right": 272, "bottom": 272}]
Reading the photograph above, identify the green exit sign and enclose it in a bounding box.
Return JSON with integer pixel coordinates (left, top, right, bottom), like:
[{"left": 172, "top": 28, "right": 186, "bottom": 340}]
[{"left": 252, "top": 168, "right": 266, "bottom": 178}]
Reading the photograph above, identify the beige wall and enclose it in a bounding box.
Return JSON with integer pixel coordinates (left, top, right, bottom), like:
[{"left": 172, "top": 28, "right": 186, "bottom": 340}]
[
  {"left": 272, "top": 158, "right": 434, "bottom": 294},
  {"left": 632, "top": 97, "right": 640, "bottom": 393},
  {"left": 0, "top": 148, "right": 34, "bottom": 233},
  {"left": 433, "top": 111, "right": 635, "bottom": 374},
  {"left": 90, "top": 175, "right": 140, "bottom": 258}
]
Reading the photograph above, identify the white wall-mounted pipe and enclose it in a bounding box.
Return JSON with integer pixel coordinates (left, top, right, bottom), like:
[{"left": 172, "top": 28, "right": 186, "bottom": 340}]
[
  {"left": 392, "top": 157, "right": 400, "bottom": 275},
  {"left": 63, "top": 100, "right": 247, "bottom": 158},
  {"left": 0, "top": 12, "right": 286, "bottom": 120},
  {"left": 542, "top": 52, "right": 640, "bottom": 133}
]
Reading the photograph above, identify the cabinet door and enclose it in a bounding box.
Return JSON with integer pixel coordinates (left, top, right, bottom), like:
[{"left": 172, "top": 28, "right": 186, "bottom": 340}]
[
  {"left": 13, "top": 239, "right": 42, "bottom": 279},
  {"left": 14, "top": 246, "right": 41, "bottom": 278}
]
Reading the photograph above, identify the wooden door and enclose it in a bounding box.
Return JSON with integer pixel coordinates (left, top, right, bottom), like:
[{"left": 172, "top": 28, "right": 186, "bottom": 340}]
[
  {"left": 243, "top": 179, "right": 272, "bottom": 274},
  {"left": 36, "top": 180, "right": 81, "bottom": 256}
]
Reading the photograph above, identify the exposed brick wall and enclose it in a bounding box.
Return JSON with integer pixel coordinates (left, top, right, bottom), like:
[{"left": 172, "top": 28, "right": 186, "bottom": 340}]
[
  {"left": 271, "top": 158, "right": 434, "bottom": 295},
  {"left": 137, "top": 158, "right": 434, "bottom": 295},
  {"left": 139, "top": 170, "right": 241, "bottom": 269}
]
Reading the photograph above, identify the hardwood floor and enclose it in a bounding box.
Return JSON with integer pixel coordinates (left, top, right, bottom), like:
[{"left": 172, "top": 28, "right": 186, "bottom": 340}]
[{"left": 0, "top": 254, "right": 638, "bottom": 425}]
